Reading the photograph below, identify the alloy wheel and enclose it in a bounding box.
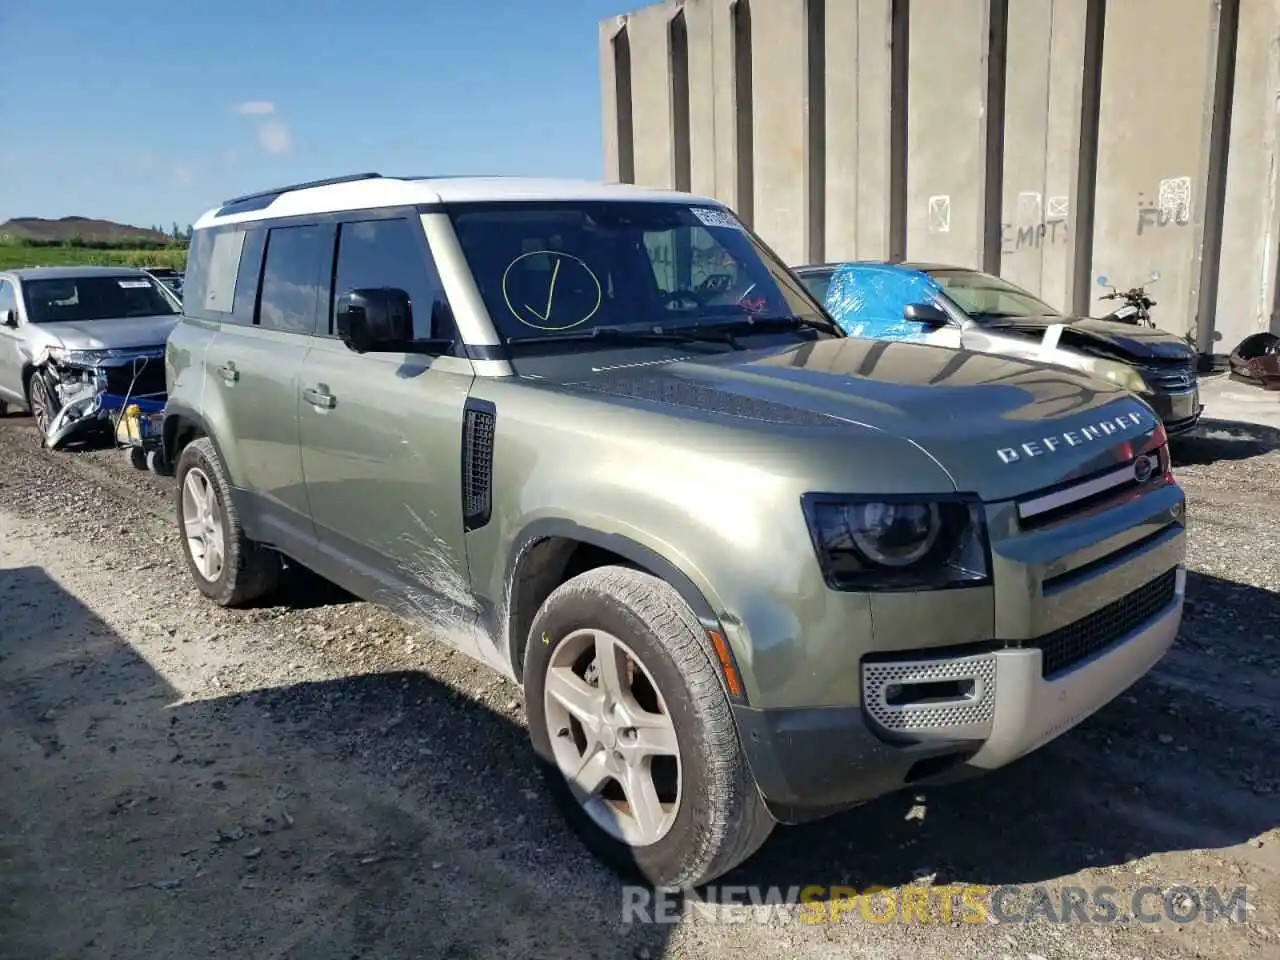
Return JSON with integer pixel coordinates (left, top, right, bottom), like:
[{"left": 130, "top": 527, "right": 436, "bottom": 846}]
[
  {"left": 543, "top": 628, "right": 682, "bottom": 847},
  {"left": 181, "top": 467, "right": 225, "bottom": 582}
]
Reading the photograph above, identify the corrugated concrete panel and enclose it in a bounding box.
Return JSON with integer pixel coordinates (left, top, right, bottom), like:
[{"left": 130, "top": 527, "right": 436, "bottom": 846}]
[
  {"left": 822, "top": 0, "right": 897, "bottom": 262},
  {"left": 1215, "top": 0, "right": 1280, "bottom": 344},
  {"left": 682, "top": 0, "right": 720, "bottom": 199},
  {"left": 853, "top": 0, "right": 898, "bottom": 261},
  {"left": 999, "top": 0, "right": 1088, "bottom": 313},
  {"left": 747, "top": 0, "right": 811, "bottom": 265},
  {"left": 599, "top": 17, "right": 626, "bottom": 182},
  {"left": 824, "top": 0, "right": 860, "bottom": 260},
  {"left": 1090, "top": 0, "right": 1217, "bottom": 335},
  {"left": 628, "top": 4, "right": 679, "bottom": 190},
  {"left": 905, "top": 0, "right": 991, "bottom": 267}
]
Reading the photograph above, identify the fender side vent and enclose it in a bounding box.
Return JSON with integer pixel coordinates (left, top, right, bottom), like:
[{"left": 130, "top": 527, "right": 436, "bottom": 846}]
[{"left": 462, "top": 400, "right": 496, "bottom": 531}]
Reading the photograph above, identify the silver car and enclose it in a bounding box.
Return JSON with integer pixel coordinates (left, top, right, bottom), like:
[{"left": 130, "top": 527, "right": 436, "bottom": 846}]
[{"left": 0, "top": 266, "right": 181, "bottom": 448}]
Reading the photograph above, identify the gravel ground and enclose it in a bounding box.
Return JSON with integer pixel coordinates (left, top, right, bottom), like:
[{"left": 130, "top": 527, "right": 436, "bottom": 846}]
[{"left": 1, "top": 410, "right": 1277, "bottom": 960}]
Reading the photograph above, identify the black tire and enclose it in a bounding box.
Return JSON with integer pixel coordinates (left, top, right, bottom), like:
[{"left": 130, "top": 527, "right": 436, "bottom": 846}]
[
  {"left": 174, "top": 437, "right": 281, "bottom": 607},
  {"left": 128, "top": 446, "right": 149, "bottom": 471},
  {"left": 524, "top": 565, "right": 775, "bottom": 889},
  {"left": 26, "top": 370, "right": 57, "bottom": 445},
  {"left": 0, "top": 398, "right": 8, "bottom": 417}
]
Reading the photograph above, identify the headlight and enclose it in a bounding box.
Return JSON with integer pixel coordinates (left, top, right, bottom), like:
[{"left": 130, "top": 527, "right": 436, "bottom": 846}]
[
  {"left": 801, "top": 495, "right": 991, "bottom": 591},
  {"left": 45, "top": 346, "right": 108, "bottom": 367},
  {"left": 1094, "top": 359, "right": 1148, "bottom": 393}
]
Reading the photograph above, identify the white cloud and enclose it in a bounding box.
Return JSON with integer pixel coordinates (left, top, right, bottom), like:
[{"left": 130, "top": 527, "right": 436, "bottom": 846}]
[
  {"left": 233, "top": 100, "right": 276, "bottom": 116},
  {"left": 173, "top": 164, "right": 194, "bottom": 186},
  {"left": 256, "top": 120, "right": 292, "bottom": 155}
]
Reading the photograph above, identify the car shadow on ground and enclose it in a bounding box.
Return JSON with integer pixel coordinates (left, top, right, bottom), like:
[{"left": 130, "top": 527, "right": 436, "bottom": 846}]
[
  {"left": 1173, "top": 417, "right": 1280, "bottom": 465},
  {"left": 4, "top": 562, "right": 1274, "bottom": 957},
  {"left": 0, "top": 564, "right": 665, "bottom": 960}
]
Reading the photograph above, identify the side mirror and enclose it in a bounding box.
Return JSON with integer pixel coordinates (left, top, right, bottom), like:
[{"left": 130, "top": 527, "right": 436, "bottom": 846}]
[
  {"left": 335, "top": 287, "right": 414, "bottom": 354},
  {"left": 0, "top": 309, "right": 16, "bottom": 328},
  {"left": 903, "top": 302, "right": 949, "bottom": 327}
]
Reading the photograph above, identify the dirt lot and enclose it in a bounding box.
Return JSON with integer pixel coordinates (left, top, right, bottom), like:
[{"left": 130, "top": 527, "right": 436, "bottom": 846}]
[{"left": 1, "top": 409, "right": 1278, "bottom": 960}]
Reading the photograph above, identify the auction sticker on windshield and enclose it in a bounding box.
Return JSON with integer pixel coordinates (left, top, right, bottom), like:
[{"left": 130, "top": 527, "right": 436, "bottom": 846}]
[
  {"left": 118, "top": 280, "right": 153, "bottom": 289},
  {"left": 690, "top": 207, "right": 743, "bottom": 230}
]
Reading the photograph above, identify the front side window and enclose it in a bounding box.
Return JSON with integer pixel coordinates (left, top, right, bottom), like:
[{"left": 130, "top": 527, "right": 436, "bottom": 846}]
[
  {"left": 448, "top": 201, "right": 826, "bottom": 343},
  {"left": 257, "top": 224, "right": 330, "bottom": 334},
  {"left": 929, "top": 269, "right": 1060, "bottom": 321},
  {"left": 20, "top": 275, "right": 179, "bottom": 323},
  {"left": 330, "top": 217, "right": 448, "bottom": 340}
]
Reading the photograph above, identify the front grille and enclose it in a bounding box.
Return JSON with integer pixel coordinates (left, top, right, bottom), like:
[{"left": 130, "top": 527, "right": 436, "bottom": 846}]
[
  {"left": 1028, "top": 568, "right": 1178, "bottom": 678},
  {"left": 104, "top": 357, "right": 166, "bottom": 398},
  {"left": 1137, "top": 359, "right": 1196, "bottom": 393}
]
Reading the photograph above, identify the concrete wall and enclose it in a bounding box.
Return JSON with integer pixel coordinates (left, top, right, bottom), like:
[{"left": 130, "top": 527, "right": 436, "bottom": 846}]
[{"left": 600, "top": 0, "right": 1280, "bottom": 355}]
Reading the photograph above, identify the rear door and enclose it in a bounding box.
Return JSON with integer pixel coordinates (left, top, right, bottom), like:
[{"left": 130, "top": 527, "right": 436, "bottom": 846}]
[
  {"left": 199, "top": 221, "right": 332, "bottom": 559},
  {"left": 297, "top": 212, "right": 480, "bottom": 656}
]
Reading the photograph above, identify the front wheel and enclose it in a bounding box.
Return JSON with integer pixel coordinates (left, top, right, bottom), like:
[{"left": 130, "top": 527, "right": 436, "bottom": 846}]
[
  {"left": 524, "top": 565, "right": 774, "bottom": 889},
  {"left": 26, "top": 371, "right": 57, "bottom": 445}
]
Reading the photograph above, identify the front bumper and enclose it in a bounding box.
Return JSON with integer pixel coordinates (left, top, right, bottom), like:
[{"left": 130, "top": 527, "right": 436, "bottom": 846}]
[
  {"left": 1142, "top": 387, "right": 1202, "bottom": 436},
  {"left": 735, "top": 565, "right": 1185, "bottom": 823}
]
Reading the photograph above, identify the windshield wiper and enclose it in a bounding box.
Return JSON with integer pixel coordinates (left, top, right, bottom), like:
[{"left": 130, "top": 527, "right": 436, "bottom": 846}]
[
  {"left": 506, "top": 325, "right": 743, "bottom": 349},
  {"left": 677, "top": 313, "right": 842, "bottom": 338}
]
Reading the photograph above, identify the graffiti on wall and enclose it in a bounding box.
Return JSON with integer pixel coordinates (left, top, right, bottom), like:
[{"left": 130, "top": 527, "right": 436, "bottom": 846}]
[
  {"left": 1001, "top": 192, "right": 1070, "bottom": 254},
  {"left": 1136, "top": 176, "right": 1192, "bottom": 235},
  {"left": 927, "top": 195, "right": 951, "bottom": 233}
]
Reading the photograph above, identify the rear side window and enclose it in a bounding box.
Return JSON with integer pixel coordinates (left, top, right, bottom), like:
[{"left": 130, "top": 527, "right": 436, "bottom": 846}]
[
  {"left": 184, "top": 226, "right": 264, "bottom": 325},
  {"left": 257, "top": 224, "right": 332, "bottom": 335},
  {"left": 0, "top": 280, "right": 16, "bottom": 315},
  {"left": 330, "top": 217, "right": 450, "bottom": 340}
]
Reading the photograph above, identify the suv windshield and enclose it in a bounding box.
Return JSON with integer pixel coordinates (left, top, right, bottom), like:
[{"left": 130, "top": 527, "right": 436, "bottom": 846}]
[
  {"left": 22, "top": 275, "right": 179, "bottom": 323},
  {"left": 928, "top": 268, "right": 1061, "bottom": 321},
  {"left": 447, "top": 200, "right": 830, "bottom": 343}
]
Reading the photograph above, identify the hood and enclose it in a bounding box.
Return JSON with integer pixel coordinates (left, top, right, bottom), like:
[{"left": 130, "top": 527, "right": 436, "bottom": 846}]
[
  {"left": 38, "top": 315, "right": 179, "bottom": 353},
  {"left": 541, "top": 337, "right": 1162, "bottom": 502},
  {"left": 976, "top": 314, "right": 1194, "bottom": 362}
]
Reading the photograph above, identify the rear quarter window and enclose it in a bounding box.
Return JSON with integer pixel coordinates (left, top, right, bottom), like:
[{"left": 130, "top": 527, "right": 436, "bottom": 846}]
[{"left": 183, "top": 226, "right": 267, "bottom": 325}]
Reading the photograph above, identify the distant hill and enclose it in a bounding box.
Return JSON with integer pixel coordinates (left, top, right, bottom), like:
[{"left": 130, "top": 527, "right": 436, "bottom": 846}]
[{"left": 0, "top": 216, "right": 174, "bottom": 245}]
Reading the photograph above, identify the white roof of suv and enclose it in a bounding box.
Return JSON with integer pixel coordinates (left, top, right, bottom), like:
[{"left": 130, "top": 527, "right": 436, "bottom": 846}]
[{"left": 194, "top": 174, "right": 720, "bottom": 229}]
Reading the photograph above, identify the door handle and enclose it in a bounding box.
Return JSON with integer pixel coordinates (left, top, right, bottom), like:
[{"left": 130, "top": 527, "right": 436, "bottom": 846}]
[
  {"left": 302, "top": 385, "right": 336, "bottom": 409},
  {"left": 218, "top": 362, "right": 239, "bottom": 384}
]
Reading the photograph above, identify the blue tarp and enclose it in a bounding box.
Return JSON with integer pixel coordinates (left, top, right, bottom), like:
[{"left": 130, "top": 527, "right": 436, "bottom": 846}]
[{"left": 823, "top": 263, "right": 943, "bottom": 341}]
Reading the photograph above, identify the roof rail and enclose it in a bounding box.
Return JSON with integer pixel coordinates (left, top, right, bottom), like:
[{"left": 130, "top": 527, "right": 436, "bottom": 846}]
[{"left": 220, "top": 172, "right": 383, "bottom": 207}]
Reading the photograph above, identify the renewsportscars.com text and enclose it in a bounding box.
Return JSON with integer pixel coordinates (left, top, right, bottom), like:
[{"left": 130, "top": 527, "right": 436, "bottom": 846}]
[{"left": 622, "top": 883, "right": 1249, "bottom": 926}]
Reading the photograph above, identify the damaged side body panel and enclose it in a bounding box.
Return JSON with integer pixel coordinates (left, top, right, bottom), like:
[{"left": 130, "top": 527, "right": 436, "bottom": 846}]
[{"left": 35, "top": 345, "right": 167, "bottom": 450}]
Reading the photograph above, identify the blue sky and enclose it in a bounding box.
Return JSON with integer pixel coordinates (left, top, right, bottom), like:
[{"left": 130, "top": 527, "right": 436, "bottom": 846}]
[{"left": 0, "top": 0, "right": 632, "bottom": 231}]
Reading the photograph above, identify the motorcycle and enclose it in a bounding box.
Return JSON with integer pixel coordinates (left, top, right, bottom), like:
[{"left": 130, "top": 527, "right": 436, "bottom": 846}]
[{"left": 1096, "top": 271, "right": 1159, "bottom": 327}]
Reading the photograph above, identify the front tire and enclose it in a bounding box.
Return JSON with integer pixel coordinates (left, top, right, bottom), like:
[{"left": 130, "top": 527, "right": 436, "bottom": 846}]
[
  {"left": 174, "top": 437, "right": 281, "bottom": 607},
  {"left": 524, "top": 565, "right": 774, "bottom": 889},
  {"left": 26, "top": 371, "right": 57, "bottom": 445}
]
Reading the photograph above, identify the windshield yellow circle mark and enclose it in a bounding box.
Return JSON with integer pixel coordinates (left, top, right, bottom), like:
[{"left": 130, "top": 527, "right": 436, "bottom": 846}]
[{"left": 501, "top": 250, "right": 603, "bottom": 331}]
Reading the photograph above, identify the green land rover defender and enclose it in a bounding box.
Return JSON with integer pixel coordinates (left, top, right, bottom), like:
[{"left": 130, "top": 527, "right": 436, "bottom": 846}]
[{"left": 163, "top": 174, "right": 1187, "bottom": 888}]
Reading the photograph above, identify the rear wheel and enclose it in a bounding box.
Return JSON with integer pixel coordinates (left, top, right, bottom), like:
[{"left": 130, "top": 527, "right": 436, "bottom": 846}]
[
  {"left": 0, "top": 399, "right": 8, "bottom": 417},
  {"left": 175, "top": 437, "right": 281, "bottom": 607},
  {"left": 524, "top": 565, "right": 774, "bottom": 889}
]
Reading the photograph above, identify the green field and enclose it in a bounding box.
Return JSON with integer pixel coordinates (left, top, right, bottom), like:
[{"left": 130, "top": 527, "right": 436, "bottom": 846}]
[{"left": 0, "top": 244, "right": 187, "bottom": 271}]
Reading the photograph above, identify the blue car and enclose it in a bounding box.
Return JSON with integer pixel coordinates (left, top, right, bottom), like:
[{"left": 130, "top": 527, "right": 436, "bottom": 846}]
[{"left": 792, "top": 260, "right": 1203, "bottom": 436}]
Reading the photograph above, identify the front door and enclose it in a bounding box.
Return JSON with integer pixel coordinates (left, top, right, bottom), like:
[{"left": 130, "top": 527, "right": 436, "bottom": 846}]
[
  {"left": 0, "top": 280, "right": 23, "bottom": 405},
  {"left": 296, "top": 213, "right": 482, "bottom": 658},
  {"left": 200, "top": 222, "right": 332, "bottom": 557}
]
